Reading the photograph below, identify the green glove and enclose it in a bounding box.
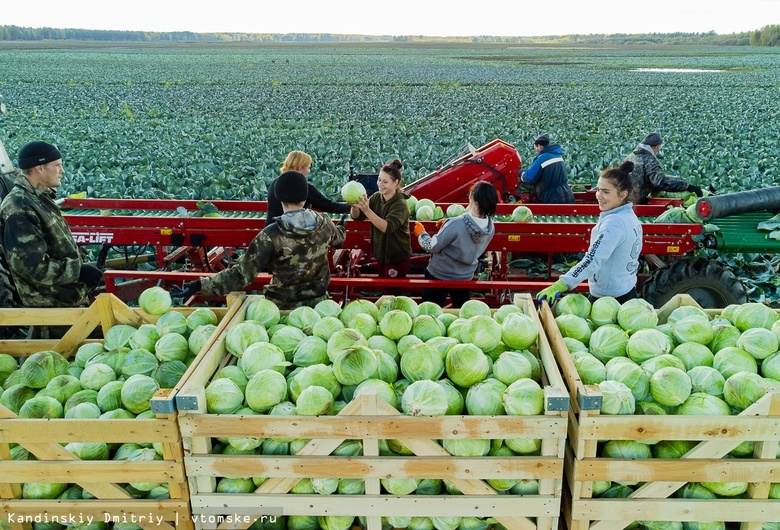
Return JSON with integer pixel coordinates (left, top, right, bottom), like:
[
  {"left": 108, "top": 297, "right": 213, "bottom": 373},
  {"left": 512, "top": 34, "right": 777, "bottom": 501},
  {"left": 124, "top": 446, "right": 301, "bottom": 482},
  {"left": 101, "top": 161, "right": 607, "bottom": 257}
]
[{"left": 536, "top": 279, "right": 568, "bottom": 304}]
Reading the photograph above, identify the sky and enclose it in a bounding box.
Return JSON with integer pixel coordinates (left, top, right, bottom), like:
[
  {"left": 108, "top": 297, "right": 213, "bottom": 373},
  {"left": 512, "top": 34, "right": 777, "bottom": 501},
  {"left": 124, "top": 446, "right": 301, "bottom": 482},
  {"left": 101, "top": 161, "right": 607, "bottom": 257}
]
[{"left": 3, "top": 0, "right": 779, "bottom": 37}]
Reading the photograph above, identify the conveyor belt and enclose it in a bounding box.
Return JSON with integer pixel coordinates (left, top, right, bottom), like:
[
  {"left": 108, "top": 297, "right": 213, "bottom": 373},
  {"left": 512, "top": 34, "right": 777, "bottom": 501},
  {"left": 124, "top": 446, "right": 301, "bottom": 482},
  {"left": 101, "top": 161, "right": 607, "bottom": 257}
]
[
  {"left": 62, "top": 208, "right": 267, "bottom": 219},
  {"left": 709, "top": 211, "right": 780, "bottom": 253}
]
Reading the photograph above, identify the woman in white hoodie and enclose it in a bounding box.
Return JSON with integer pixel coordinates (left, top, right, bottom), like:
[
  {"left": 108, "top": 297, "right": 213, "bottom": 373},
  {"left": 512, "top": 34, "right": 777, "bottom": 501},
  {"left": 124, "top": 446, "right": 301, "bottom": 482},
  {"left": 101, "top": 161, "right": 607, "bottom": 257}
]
[{"left": 537, "top": 161, "right": 643, "bottom": 304}]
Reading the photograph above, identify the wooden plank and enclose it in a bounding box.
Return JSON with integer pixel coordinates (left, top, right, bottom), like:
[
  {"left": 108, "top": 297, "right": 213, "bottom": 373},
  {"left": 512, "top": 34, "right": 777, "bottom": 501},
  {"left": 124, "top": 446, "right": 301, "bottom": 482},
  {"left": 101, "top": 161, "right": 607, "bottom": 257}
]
[
  {"left": 575, "top": 413, "right": 779, "bottom": 442},
  {"left": 0, "top": 418, "right": 181, "bottom": 444},
  {"left": 192, "top": 493, "right": 561, "bottom": 517},
  {"left": 185, "top": 455, "right": 561, "bottom": 480},
  {"left": 576, "top": 498, "right": 780, "bottom": 524},
  {"left": 0, "top": 307, "right": 88, "bottom": 326},
  {"left": 177, "top": 293, "right": 250, "bottom": 398},
  {"left": 360, "top": 389, "right": 382, "bottom": 530},
  {"left": 0, "top": 460, "right": 184, "bottom": 483},
  {"left": 178, "top": 414, "right": 566, "bottom": 440},
  {"left": 572, "top": 457, "right": 780, "bottom": 483}
]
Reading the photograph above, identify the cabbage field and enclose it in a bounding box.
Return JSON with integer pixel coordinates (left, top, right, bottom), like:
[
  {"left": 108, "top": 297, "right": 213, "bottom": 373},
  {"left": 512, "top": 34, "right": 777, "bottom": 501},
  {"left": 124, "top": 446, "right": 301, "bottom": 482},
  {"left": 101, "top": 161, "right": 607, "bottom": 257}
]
[{"left": 0, "top": 42, "right": 778, "bottom": 201}]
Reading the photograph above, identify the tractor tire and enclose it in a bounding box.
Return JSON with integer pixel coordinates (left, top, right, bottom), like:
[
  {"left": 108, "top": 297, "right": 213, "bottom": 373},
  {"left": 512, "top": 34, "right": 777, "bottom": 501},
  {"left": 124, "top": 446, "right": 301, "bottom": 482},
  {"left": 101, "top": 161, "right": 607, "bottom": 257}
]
[{"left": 642, "top": 257, "right": 747, "bottom": 309}]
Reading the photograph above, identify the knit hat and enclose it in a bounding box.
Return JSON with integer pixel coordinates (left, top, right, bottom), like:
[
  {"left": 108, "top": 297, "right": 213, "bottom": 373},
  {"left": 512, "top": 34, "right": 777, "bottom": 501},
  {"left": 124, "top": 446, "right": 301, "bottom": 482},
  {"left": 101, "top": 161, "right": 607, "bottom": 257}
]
[
  {"left": 17, "top": 141, "right": 62, "bottom": 170},
  {"left": 274, "top": 170, "right": 308, "bottom": 204},
  {"left": 534, "top": 133, "right": 550, "bottom": 146},
  {"left": 642, "top": 133, "right": 663, "bottom": 147}
]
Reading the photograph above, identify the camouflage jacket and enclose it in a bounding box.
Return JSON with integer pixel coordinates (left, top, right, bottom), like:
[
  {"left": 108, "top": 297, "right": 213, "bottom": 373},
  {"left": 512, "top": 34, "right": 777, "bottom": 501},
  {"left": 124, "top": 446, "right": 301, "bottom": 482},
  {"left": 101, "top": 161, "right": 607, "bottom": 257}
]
[
  {"left": 623, "top": 145, "right": 689, "bottom": 205},
  {"left": 0, "top": 175, "right": 89, "bottom": 307},
  {"left": 201, "top": 209, "right": 346, "bottom": 309}
]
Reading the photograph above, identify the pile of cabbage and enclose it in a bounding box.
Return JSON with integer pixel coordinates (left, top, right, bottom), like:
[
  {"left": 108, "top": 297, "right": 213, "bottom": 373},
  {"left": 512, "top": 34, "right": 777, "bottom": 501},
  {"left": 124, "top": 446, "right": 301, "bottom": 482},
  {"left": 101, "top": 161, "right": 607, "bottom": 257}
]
[
  {"left": 0, "top": 287, "right": 217, "bottom": 506},
  {"left": 202, "top": 295, "right": 548, "bottom": 530},
  {"left": 551, "top": 294, "right": 780, "bottom": 530},
  {"left": 407, "top": 196, "right": 447, "bottom": 221}
]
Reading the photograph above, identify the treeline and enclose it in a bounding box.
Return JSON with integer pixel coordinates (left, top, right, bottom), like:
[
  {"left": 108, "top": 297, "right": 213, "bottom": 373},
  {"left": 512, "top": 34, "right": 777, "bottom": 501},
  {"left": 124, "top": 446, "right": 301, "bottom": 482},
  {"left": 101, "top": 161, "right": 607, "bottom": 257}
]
[
  {"left": 750, "top": 25, "right": 780, "bottom": 46},
  {"left": 0, "top": 24, "right": 777, "bottom": 46}
]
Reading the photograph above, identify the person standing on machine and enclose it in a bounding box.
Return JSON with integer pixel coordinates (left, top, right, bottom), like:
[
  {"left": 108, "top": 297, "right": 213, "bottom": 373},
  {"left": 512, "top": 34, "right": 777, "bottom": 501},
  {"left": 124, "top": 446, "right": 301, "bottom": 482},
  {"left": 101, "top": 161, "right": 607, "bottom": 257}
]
[
  {"left": 520, "top": 133, "right": 575, "bottom": 204},
  {"left": 623, "top": 132, "right": 703, "bottom": 205},
  {"left": 266, "top": 150, "right": 351, "bottom": 225}
]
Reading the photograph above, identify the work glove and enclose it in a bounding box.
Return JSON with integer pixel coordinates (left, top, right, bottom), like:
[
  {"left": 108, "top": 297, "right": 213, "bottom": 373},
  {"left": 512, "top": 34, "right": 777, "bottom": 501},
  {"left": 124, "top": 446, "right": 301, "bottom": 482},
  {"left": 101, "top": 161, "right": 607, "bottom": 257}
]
[
  {"left": 687, "top": 184, "right": 704, "bottom": 197},
  {"left": 412, "top": 222, "right": 426, "bottom": 238},
  {"left": 170, "top": 279, "right": 201, "bottom": 299},
  {"left": 78, "top": 264, "right": 104, "bottom": 289},
  {"left": 435, "top": 218, "right": 448, "bottom": 229},
  {"left": 337, "top": 214, "right": 348, "bottom": 227},
  {"left": 536, "top": 279, "right": 567, "bottom": 305}
]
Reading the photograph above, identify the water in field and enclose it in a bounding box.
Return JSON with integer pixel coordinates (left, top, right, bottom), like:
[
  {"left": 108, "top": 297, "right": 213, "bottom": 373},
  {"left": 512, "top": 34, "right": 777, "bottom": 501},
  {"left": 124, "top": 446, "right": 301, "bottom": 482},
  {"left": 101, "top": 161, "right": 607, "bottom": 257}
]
[{"left": 633, "top": 68, "right": 725, "bottom": 72}]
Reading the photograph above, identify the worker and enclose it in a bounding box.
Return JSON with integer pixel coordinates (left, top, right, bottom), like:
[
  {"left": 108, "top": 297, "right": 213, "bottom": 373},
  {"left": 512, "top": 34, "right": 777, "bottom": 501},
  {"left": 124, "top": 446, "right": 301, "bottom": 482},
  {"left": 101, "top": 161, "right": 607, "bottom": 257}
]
[
  {"left": 171, "top": 170, "right": 346, "bottom": 309},
  {"left": 537, "top": 161, "right": 642, "bottom": 305},
  {"left": 520, "top": 133, "right": 575, "bottom": 204},
  {"left": 623, "top": 132, "right": 703, "bottom": 205},
  {"left": 413, "top": 181, "right": 498, "bottom": 308},
  {"left": 351, "top": 159, "right": 412, "bottom": 279},
  {"left": 0, "top": 141, "right": 103, "bottom": 311},
  {"left": 266, "top": 150, "right": 351, "bottom": 225}
]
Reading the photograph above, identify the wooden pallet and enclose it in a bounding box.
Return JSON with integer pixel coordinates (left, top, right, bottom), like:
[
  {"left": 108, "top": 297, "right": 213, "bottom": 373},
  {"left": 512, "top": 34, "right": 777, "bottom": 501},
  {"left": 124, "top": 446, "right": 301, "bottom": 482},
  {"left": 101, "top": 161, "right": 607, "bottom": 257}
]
[
  {"left": 0, "top": 293, "right": 243, "bottom": 530},
  {"left": 174, "top": 293, "right": 569, "bottom": 530},
  {"left": 539, "top": 295, "right": 780, "bottom": 530}
]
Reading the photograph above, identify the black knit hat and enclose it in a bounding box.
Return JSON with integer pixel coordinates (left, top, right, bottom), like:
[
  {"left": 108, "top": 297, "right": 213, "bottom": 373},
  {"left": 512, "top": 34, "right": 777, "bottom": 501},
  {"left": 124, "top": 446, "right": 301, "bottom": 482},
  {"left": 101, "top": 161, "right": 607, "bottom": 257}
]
[
  {"left": 642, "top": 133, "right": 663, "bottom": 147},
  {"left": 534, "top": 133, "right": 550, "bottom": 146},
  {"left": 274, "top": 170, "right": 309, "bottom": 204},
  {"left": 17, "top": 141, "right": 62, "bottom": 169}
]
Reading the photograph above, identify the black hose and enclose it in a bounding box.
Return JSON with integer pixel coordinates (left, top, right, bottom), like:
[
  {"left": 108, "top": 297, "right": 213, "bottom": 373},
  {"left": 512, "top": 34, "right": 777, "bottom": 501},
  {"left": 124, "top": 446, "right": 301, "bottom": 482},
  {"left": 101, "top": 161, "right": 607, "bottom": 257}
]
[{"left": 696, "top": 186, "right": 780, "bottom": 221}]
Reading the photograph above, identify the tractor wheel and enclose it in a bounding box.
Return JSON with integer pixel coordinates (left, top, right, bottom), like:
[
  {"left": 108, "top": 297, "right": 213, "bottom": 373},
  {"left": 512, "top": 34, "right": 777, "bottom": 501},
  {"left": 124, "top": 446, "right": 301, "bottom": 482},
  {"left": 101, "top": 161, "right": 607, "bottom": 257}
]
[{"left": 642, "top": 257, "right": 747, "bottom": 309}]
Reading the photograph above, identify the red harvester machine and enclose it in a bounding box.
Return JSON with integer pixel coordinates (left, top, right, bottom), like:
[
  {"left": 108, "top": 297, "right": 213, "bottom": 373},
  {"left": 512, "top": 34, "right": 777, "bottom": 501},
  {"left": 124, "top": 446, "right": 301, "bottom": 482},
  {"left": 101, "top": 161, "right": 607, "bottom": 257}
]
[{"left": 56, "top": 139, "right": 754, "bottom": 309}]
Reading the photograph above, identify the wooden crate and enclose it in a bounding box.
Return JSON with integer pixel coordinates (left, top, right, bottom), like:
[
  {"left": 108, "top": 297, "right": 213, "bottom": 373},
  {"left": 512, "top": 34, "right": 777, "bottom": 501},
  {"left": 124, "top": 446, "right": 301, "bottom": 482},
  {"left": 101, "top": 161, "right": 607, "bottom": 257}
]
[
  {"left": 539, "top": 295, "right": 780, "bottom": 530},
  {"left": 0, "top": 293, "right": 243, "bottom": 530},
  {"left": 174, "top": 293, "right": 569, "bottom": 530}
]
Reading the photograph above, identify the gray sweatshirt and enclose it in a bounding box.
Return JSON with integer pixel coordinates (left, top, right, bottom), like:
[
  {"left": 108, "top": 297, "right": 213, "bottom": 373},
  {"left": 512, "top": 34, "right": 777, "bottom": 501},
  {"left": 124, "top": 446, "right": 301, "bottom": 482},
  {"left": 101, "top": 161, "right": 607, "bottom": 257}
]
[
  {"left": 418, "top": 213, "right": 494, "bottom": 280},
  {"left": 561, "top": 203, "right": 643, "bottom": 298}
]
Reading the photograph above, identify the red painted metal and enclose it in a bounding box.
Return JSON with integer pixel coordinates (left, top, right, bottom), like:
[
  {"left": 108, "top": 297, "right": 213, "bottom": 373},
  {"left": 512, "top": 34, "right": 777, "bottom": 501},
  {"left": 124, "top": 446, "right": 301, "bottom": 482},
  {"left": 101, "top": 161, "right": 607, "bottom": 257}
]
[{"left": 402, "top": 139, "right": 521, "bottom": 203}]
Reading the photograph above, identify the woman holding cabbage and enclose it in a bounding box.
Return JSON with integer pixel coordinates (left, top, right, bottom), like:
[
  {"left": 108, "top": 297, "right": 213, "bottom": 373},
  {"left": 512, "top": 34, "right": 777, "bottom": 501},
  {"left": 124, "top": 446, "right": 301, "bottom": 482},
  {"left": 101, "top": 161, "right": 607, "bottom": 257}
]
[
  {"left": 350, "top": 159, "right": 412, "bottom": 279},
  {"left": 537, "top": 161, "right": 642, "bottom": 305}
]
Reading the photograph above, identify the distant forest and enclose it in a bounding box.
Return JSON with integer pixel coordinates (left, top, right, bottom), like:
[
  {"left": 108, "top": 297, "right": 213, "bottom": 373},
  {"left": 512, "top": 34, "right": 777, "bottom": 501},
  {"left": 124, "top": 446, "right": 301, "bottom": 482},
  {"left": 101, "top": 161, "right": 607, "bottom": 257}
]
[{"left": 0, "top": 24, "right": 778, "bottom": 46}]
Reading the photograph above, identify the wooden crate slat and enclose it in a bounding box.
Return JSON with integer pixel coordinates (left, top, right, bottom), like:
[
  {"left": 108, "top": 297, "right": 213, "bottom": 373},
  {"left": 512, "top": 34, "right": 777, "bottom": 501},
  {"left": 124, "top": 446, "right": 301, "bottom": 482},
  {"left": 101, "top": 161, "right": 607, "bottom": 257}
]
[
  {"left": 186, "top": 454, "right": 562, "bottom": 480},
  {"left": 578, "top": 498, "right": 780, "bottom": 525},
  {"left": 191, "top": 492, "right": 562, "bottom": 517},
  {"left": 572, "top": 456, "right": 780, "bottom": 482},
  {"left": 178, "top": 413, "right": 565, "bottom": 439},
  {"left": 0, "top": 460, "right": 184, "bottom": 483},
  {"left": 0, "top": 417, "right": 181, "bottom": 444}
]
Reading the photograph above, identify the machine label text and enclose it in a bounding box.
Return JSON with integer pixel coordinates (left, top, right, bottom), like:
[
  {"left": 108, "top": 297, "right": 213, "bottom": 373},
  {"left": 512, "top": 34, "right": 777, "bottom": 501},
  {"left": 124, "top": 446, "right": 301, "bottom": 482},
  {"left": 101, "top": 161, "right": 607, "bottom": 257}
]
[{"left": 71, "top": 231, "right": 114, "bottom": 244}]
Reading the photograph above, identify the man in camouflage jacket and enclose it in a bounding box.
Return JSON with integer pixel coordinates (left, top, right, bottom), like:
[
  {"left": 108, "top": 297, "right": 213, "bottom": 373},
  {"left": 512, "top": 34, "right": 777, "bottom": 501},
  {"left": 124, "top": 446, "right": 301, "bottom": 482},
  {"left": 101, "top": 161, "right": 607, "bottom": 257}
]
[
  {"left": 623, "top": 132, "right": 703, "bottom": 205},
  {"left": 0, "top": 142, "right": 102, "bottom": 308},
  {"left": 180, "top": 171, "right": 346, "bottom": 309}
]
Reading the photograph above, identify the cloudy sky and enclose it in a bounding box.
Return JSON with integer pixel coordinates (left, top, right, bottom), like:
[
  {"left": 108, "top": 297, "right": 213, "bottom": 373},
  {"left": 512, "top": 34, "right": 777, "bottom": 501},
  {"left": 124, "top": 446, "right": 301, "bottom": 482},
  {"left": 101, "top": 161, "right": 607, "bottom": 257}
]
[{"left": 4, "top": 0, "right": 778, "bottom": 36}]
